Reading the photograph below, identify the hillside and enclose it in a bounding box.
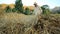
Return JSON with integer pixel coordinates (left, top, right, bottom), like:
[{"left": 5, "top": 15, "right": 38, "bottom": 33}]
[{"left": 0, "top": 4, "right": 34, "bottom": 10}]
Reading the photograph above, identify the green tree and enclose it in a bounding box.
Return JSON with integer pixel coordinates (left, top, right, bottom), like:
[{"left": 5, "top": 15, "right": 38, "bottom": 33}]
[
  {"left": 15, "top": 0, "right": 24, "bottom": 13},
  {"left": 5, "top": 6, "right": 12, "bottom": 13},
  {"left": 24, "top": 7, "right": 31, "bottom": 15},
  {"left": 41, "top": 5, "right": 50, "bottom": 14},
  {"left": 12, "top": 8, "right": 17, "bottom": 12}
]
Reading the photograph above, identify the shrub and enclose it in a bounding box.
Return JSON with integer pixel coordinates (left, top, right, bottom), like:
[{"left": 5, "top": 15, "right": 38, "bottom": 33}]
[
  {"left": 12, "top": 8, "right": 17, "bottom": 12},
  {"left": 24, "top": 7, "right": 31, "bottom": 15},
  {"left": 5, "top": 6, "right": 12, "bottom": 13},
  {"left": 41, "top": 5, "right": 50, "bottom": 15}
]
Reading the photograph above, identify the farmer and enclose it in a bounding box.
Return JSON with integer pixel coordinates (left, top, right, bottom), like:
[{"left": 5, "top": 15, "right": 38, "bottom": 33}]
[
  {"left": 33, "top": 2, "right": 42, "bottom": 16},
  {"left": 33, "top": 2, "right": 42, "bottom": 24}
]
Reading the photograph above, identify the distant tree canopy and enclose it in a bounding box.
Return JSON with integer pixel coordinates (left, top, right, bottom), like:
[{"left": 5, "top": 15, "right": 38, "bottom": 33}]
[
  {"left": 41, "top": 5, "right": 50, "bottom": 14},
  {"left": 5, "top": 6, "right": 12, "bottom": 13},
  {"left": 15, "top": 0, "right": 24, "bottom": 13},
  {"left": 24, "top": 7, "right": 31, "bottom": 15}
]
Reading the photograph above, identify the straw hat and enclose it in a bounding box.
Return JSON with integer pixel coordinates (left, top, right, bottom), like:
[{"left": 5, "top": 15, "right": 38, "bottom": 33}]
[{"left": 34, "top": 2, "right": 37, "bottom": 5}]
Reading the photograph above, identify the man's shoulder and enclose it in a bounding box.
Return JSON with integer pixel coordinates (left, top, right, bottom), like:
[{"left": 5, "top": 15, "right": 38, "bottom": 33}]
[
  {"left": 38, "top": 5, "right": 41, "bottom": 7},
  {"left": 37, "top": 6, "right": 41, "bottom": 8}
]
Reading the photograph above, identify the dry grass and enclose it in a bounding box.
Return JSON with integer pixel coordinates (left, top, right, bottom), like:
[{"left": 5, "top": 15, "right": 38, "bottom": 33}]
[
  {"left": 23, "top": 14, "right": 60, "bottom": 34},
  {"left": 0, "top": 9, "right": 60, "bottom": 34},
  {"left": 0, "top": 10, "right": 38, "bottom": 34}
]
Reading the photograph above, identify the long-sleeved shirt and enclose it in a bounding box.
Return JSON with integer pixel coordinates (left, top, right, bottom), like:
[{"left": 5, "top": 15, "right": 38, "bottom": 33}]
[{"left": 33, "top": 6, "right": 42, "bottom": 16}]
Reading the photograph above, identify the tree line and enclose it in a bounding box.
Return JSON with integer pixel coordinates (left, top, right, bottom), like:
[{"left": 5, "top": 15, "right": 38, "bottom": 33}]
[{"left": 0, "top": 0, "right": 60, "bottom": 15}]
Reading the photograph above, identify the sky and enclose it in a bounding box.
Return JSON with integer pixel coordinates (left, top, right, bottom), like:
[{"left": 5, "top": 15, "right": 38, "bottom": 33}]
[{"left": 0, "top": 0, "right": 60, "bottom": 8}]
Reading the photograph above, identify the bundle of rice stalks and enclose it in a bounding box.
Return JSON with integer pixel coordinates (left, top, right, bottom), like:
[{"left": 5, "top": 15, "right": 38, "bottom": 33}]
[
  {"left": 25, "top": 14, "right": 60, "bottom": 34},
  {"left": 0, "top": 12, "right": 60, "bottom": 34},
  {"left": 0, "top": 13, "right": 37, "bottom": 34}
]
